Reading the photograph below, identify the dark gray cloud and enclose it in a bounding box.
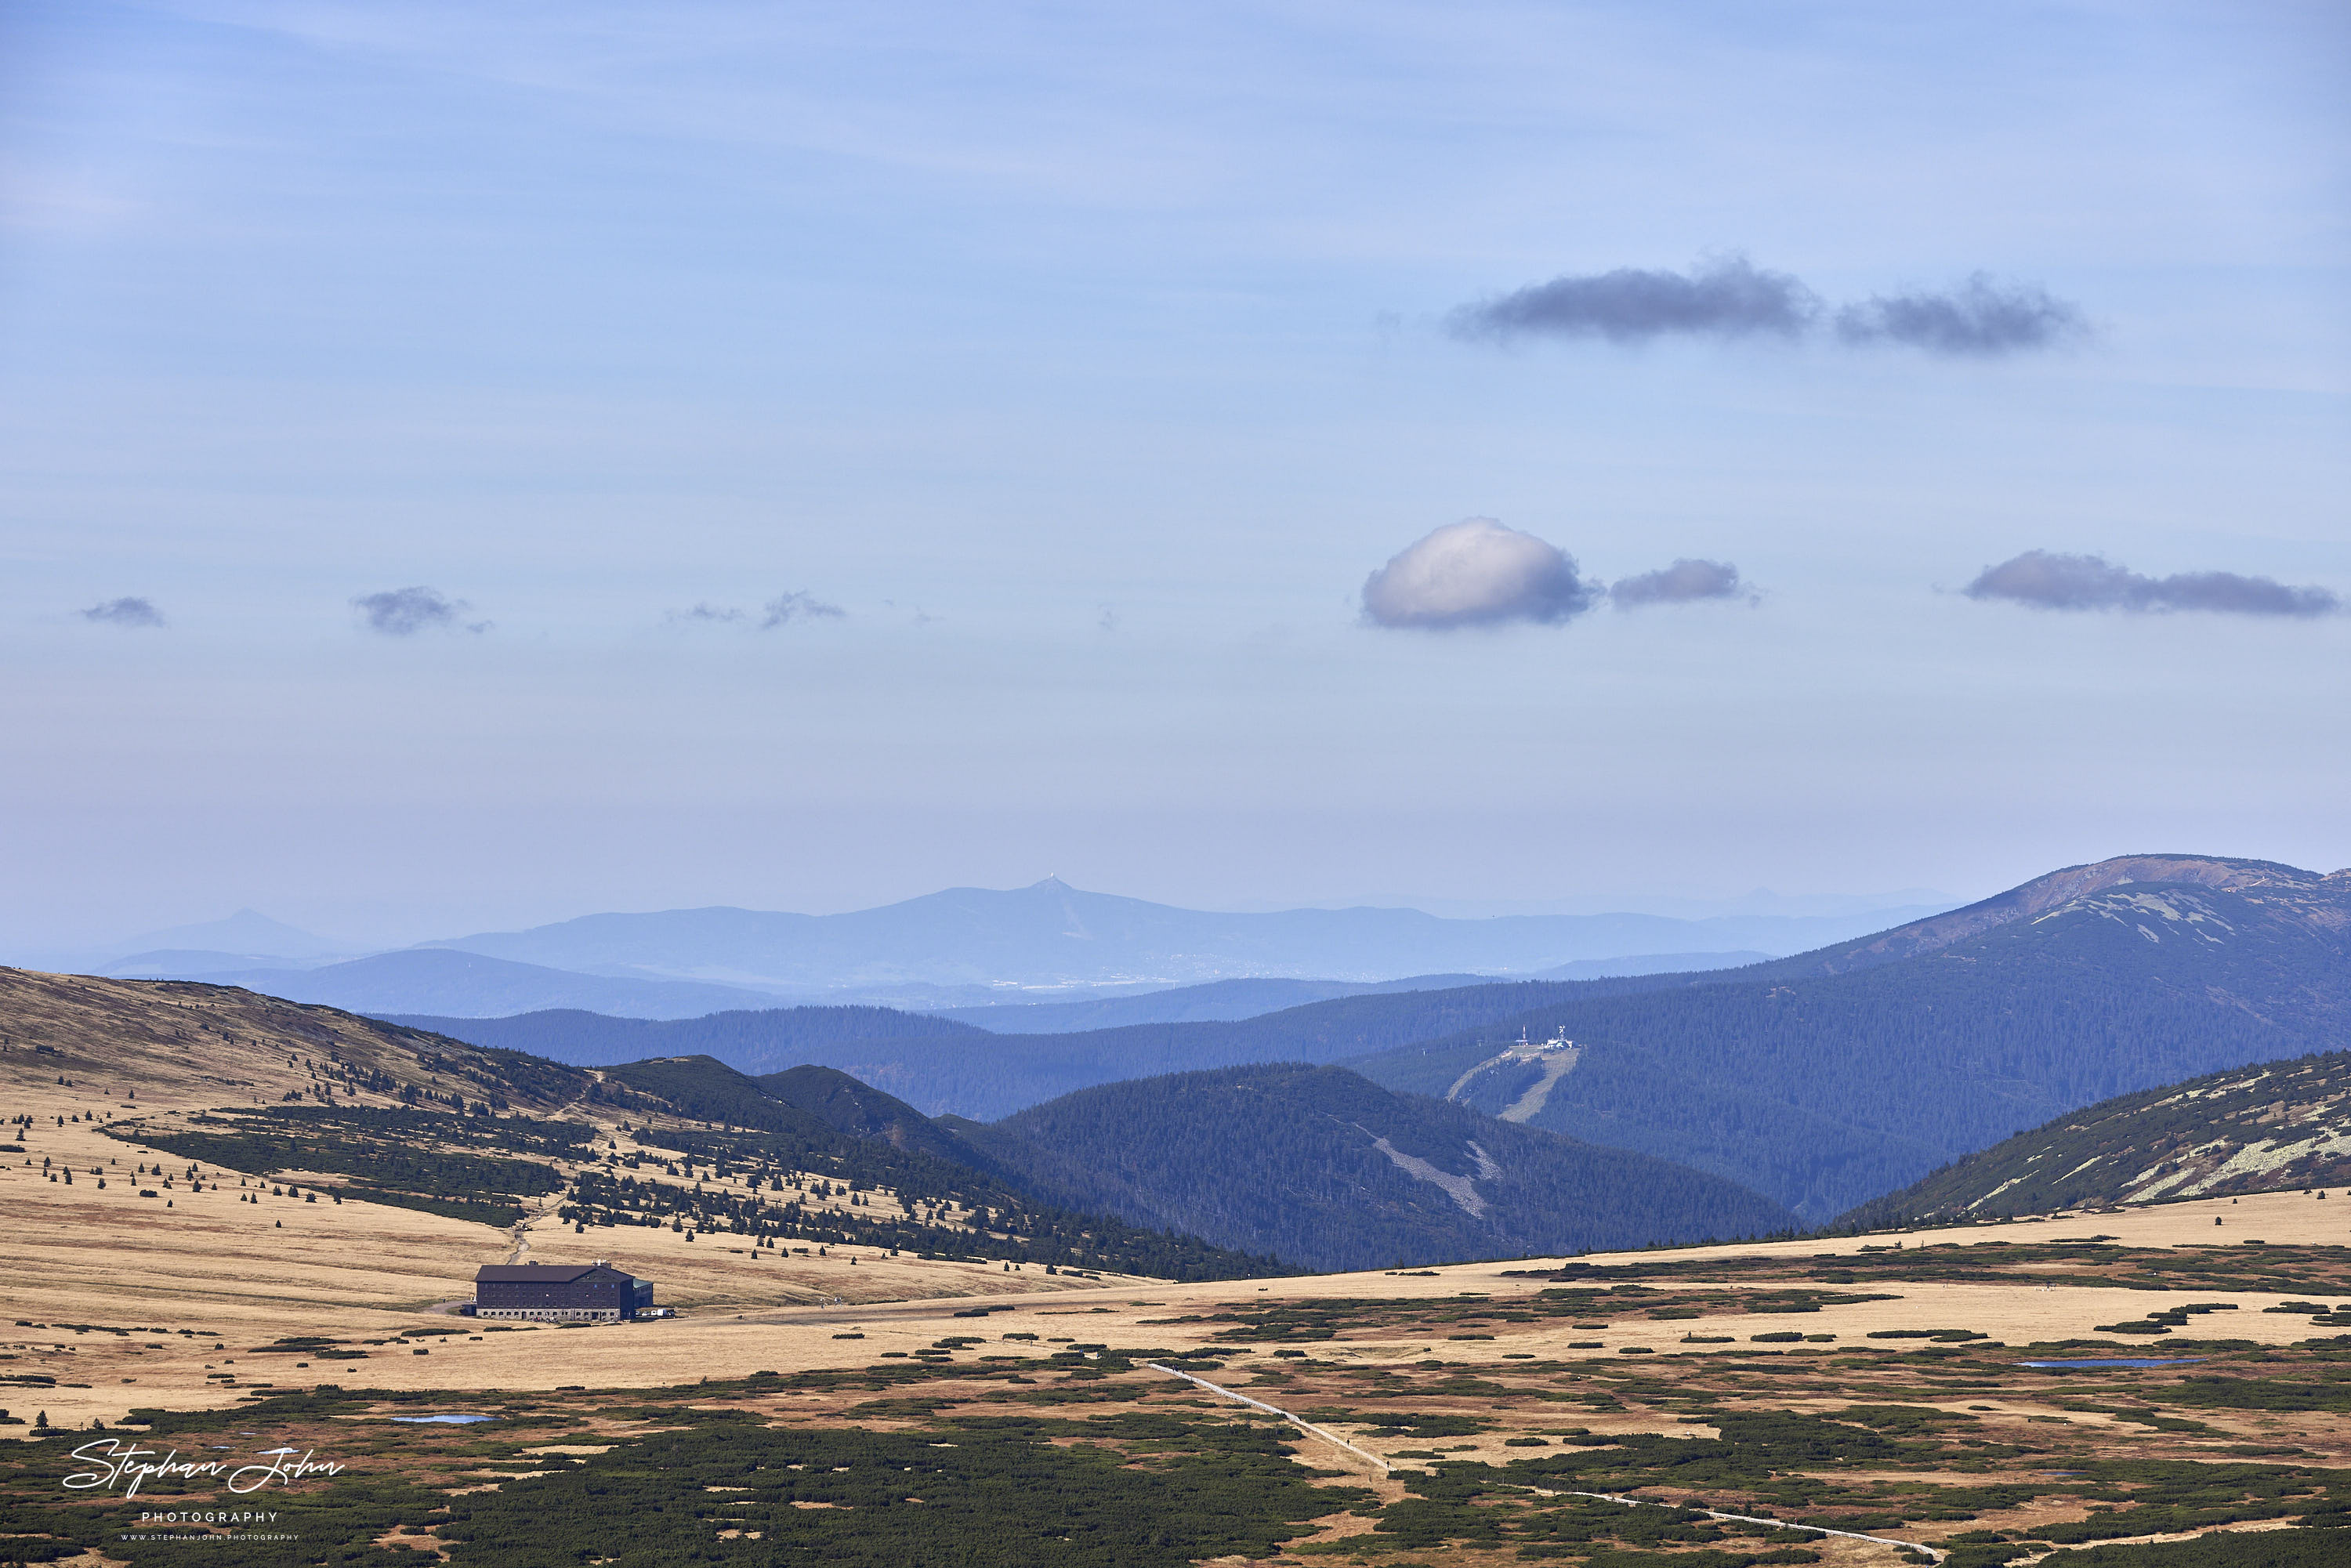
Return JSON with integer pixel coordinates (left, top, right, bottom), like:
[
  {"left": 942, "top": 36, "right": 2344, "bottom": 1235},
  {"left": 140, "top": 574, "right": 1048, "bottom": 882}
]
[
  {"left": 1450, "top": 259, "right": 2085, "bottom": 358},
  {"left": 352, "top": 585, "right": 488, "bottom": 636},
  {"left": 1837, "top": 273, "right": 2088, "bottom": 356},
  {"left": 81, "top": 596, "right": 165, "bottom": 628},
  {"left": 1610, "top": 559, "right": 1753, "bottom": 609},
  {"left": 1362, "top": 517, "right": 1599, "bottom": 630},
  {"left": 1450, "top": 256, "right": 1819, "bottom": 344},
  {"left": 1965, "top": 550, "right": 2339, "bottom": 617},
  {"left": 759, "top": 592, "right": 845, "bottom": 628}
]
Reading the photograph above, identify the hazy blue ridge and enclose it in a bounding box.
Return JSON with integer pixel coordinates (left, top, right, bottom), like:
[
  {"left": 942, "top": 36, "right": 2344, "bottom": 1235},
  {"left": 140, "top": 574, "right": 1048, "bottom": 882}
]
[
  {"left": 924, "top": 953, "right": 1769, "bottom": 1033},
  {"left": 926, "top": 974, "right": 1487, "bottom": 1031},
  {"left": 376, "top": 1005, "right": 991, "bottom": 1069},
  {"left": 123, "top": 947, "right": 784, "bottom": 1019},
  {"left": 410, "top": 878, "right": 1941, "bottom": 990},
  {"left": 383, "top": 967, "right": 1748, "bottom": 1115}
]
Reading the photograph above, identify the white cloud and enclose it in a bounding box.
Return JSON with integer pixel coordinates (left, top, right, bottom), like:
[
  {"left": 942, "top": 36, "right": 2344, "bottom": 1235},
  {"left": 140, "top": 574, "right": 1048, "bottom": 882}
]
[{"left": 1360, "top": 519, "right": 1598, "bottom": 631}]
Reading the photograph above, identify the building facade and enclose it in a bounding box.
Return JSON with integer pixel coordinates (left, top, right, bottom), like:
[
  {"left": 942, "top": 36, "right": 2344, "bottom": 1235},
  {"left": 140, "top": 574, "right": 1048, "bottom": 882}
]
[{"left": 471, "top": 1261, "right": 654, "bottom": 1322}]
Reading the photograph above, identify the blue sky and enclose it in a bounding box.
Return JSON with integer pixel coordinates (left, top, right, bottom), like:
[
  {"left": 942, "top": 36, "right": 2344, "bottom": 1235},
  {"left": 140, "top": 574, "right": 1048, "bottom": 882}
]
[{"left": 2, "top": 0, "right": 2346, "bottom": 947}]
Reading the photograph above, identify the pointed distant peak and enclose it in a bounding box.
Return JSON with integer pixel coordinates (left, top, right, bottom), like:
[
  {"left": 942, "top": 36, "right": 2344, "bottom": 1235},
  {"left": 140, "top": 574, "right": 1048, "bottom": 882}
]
[
  {"left": 118, "top": 907, "right": 341, "bottom": 960},
  {"left": 1028, "top": 875, "right": 1074, "bottom": 893}
]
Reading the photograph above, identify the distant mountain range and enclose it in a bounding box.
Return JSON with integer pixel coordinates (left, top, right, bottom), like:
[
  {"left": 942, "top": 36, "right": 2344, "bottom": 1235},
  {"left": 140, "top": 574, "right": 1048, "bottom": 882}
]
[
  {"left": 923, "top": 954, "right": 1768, "bottom": 1032},
  {"left": 92, "top": 875, "right": 1888, "bottom": 1018},
  {"left": 408, "top": 854, "right": 2351, "bottom": 1226},
  {"left": 106, "top": 907, "right": 353, "bottom": 961},
  {"left": 408, "top": 878, "right": 1940, "bottom": 991}
]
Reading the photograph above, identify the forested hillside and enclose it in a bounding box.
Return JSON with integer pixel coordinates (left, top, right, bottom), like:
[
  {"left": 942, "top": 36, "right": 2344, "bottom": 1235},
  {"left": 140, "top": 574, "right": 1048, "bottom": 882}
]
[
  {"left": 1841, "top": 1048, "right": 2351, "bottom": 1228},
  {"left": 958, "top": 1063, "right": 1795, "bottom": 1273},
  {"left": 557, "top": 1054, "right": 1280, "bottom": 1279},
  {"left": 757, "top": 1062, "right": 998, "bottom": 1169},
  {"left": 1349, "top": 860, "right": 2351, "bottom": 1221}
]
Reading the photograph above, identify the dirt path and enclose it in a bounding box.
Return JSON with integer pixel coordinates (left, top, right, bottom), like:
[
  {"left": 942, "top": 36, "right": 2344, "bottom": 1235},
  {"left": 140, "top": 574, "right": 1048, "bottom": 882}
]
[{"left": 1141, "top": 1362, "right": 1393, "bottom": 1475}]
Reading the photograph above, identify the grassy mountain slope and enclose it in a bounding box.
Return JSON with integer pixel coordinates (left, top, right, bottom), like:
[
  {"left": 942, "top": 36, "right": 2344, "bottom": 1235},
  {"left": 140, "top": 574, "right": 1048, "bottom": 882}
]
[
  {"left": 1842, "top": 1048, "right": 2351, "bottom": 1228},
  {"left": 0, "top": 968, "right": 1273, "bottom": 1280},
  {"left": 1347, "top": 857, "right": 2350, "bottom": 1222},
  {"left": 962, "top": 1063, "right": 1795, "bottom": 1273}
]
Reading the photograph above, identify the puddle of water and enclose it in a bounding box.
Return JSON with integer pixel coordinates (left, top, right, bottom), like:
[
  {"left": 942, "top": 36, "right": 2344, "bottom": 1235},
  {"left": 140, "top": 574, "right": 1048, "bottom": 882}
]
[
  {"left": 389, "top": 1414, "right": 499, "bottom": 1425},
  {"left": 2016, "top": 1358, "right": 2207, "bottom": 1369}
]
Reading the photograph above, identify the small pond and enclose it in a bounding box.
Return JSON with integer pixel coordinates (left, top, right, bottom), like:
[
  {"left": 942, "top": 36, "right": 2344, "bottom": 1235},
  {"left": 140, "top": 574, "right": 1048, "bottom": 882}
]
[
  {"left": 389, "top": 1414, "right": 500, "bottom": 1425},
  {"left": 2016, "top": 1358, "right": 2207, "bottom": 1369}
]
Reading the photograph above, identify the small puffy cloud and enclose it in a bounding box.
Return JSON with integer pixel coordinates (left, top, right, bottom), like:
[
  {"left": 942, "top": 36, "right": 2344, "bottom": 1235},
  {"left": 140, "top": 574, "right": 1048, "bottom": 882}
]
[
  {"left": 1610, "top": 559, "right": 1754, "bottom": 609},
  {"left": 759, "top": 592, "right": 845, "bottom": 628},
  {"left": 352, "top": 585, "right": 487, "bottom": 636},
  {"left": 1361, "top": 518, "right": 1599, "bottom": 630},
  {"left": 1965, "top": 550, "right": 2339, "bottom": 617},
  {"left": 81, "top": 596, "right": 165, "bottom": 628},
  {"left": 1450, "top": 256, "right": 1818, "bottom": 345},
  {"left": 1836, "top": 273, "right": 2087, "bottom": 356},
  {"left": 671, "top": 603, "right": 746, "bottom": 625}
]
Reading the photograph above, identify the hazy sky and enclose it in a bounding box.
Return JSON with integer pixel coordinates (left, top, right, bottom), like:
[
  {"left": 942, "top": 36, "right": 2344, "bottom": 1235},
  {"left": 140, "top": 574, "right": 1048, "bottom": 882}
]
[{"left": 4, "top": 1, "right": 2346, "bottom": 951}]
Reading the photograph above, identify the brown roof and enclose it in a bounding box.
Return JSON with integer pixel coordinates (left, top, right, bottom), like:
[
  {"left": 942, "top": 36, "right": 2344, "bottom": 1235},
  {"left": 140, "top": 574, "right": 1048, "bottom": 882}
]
[{"left": 474, "top": 1263, "right": 605, "bottom": 1284}]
